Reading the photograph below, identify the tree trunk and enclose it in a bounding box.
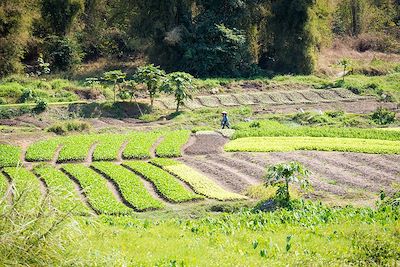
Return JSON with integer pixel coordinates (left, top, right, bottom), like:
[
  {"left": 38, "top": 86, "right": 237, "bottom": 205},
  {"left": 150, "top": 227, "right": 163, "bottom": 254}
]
[{"left": 176, "top": 101, "right": 180, "bottom": 113}]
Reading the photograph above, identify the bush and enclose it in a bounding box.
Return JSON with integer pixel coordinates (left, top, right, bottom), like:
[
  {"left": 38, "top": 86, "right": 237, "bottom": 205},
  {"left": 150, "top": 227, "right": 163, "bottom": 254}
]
[
  {"left": 43, "top": 35, "right": 82, "bottom": 71},
  {"left": 371, "top": 107, "right": 396, "bottom": 125},
  {"left": 33, "top": 98, "right": 48, "bottom": 113},
  {"left": 47, "top": 120, "right": 90, "bottom": 135}
]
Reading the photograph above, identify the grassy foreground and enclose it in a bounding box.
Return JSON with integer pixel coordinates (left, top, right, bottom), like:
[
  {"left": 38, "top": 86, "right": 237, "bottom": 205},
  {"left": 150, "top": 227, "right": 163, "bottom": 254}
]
[{"left": 55, "top": 200, "right": 400, "bottom": 266}]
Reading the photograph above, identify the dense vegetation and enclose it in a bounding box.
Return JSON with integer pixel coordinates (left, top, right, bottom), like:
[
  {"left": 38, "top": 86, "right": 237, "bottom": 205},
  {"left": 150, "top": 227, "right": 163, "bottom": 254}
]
[{"left": 1, "top": 0, "right": 399, "bottom": 77}]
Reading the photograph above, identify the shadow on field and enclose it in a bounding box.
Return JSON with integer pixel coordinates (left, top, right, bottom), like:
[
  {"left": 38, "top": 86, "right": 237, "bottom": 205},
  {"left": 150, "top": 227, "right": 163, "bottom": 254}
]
[{"left": 68, "top": 102, "right": 152, "bottom": 119}]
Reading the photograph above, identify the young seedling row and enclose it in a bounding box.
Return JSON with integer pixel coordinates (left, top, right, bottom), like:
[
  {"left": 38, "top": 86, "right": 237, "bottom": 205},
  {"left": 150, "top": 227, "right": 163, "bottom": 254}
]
[{"left": 0, "top": 160, "right": 246, "bottom": 214}]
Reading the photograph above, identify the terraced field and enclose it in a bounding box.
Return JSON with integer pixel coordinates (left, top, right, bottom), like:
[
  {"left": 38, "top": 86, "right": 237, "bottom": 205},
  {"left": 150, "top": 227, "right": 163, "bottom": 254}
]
[
  {"left": 1, "top": 128, "right": 400, "bottom": 212},
  {"left": 155, "top": 88, "right": 397, "bottom": 114}
]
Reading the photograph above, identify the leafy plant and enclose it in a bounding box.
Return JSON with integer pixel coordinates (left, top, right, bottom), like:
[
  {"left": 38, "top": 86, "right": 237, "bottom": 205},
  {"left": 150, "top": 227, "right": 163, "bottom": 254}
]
[
  {"left": 33, "top": 98, "right": 48, "bottom": 113},
  {"left": 155, "top": 130, "right": 191, "bottom": 158},
  {"left": 161, "top": 72, "right": 194, "bottom": 112},
  {"left": 102, "top": 70, "right": 126, "bottom": 102},
  {"left": 122, "top": 161, "right": 202, "bottom": 203},
  {"left": 25, "top": 139, "right": 60, "bottom": 162},
  {"left": 371, "top": 107, "right": 396, "bottom": 125},
  {"left": 33, "top": 164, "right": 90, "bottom": 215},
  {"left": 151, "top": 158, "right": 245, "bottom": 201},
  {"left": 92, "top": 134, "right": 127, "bottom": 161},
  {"left": 225, "top": 136, "right": 400, "bottom": 154},
  {"left": 62, "top": 164, "right": 132, "bottom": 215},
  {"left": 0, "top": 144, "right": 21, "bottom": 167},
  {"left": 122, "top": 132, "right": 161, "bottom": 159},
  {"left": 134, "top": 64, "right": 165, "bottom": 108},
  {"left": 338, "top": 58, "right": 351, "bottom": 82},
  {"left": 264, "top": 162, "right": 311, "bottom": 203},
  {"left": 91, "top": 162, "right": 164, "bottom": 211}
]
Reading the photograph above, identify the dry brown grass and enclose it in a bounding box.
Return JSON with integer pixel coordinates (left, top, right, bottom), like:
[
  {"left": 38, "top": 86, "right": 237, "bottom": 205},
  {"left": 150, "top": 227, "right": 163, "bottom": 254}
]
[{"left": 317, "top": 38, "right": 400, "bottom": 77}]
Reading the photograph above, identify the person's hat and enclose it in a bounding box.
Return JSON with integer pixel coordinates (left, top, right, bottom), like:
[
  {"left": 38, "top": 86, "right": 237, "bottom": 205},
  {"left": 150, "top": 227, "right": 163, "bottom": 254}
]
[{"left": 222, "top": 111, "right": 227, "bottom": 114}]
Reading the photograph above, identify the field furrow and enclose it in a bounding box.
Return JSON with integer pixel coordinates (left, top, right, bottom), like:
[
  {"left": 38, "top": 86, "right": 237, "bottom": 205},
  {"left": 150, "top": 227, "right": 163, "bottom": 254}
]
[
  {"left": 33, "top": 165, "right": 91, "bottom": 215},
  {"left": 0, "top": 172, "right": 8, "bottom": 200},
  {"left": 216, "top": 95, "right": 240, "bottom": 106},
  {"left": 197, "top": 96, "right": 220, "bottom": 107},
  {"left": 62, "top": 164, "right": 132, "bottom": 215},
  {"left": 91, "top": 162, "right": 164, "bottom": 211},
  {"left": 151, "top": 158, "right": 246, "bottom": 200},
  {"left": 122, "top": 161, "right": 202, "bottom": 202},
  {"left": 181, "top": 157, "right": 250, "bottom": 193}
]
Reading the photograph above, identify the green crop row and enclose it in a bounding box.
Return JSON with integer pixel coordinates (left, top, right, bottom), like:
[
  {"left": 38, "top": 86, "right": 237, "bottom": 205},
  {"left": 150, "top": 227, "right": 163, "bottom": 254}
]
[
  {"left": 225, "top": 136, "right": 400, "bottom": 154},
  {"left": 33, "top": 164, "right": 91, "bottom": 215},
  {"left": 232, "top": 122, "right": 400, "bottom": 141},
  {"left": 0, "top": 144, "right": 21, "bottom": 168},
  {"left": 3, "top": 167, "right": 42, "bottom": 211},
  {"left": 92, "top": 162, "right": 164, "bottom": 211},
  {"left": 92, "top": 134, "right": 127, "bottom": 161},
  {"left": 62, "top": 164, "right": 132, "bottom": 215},
  {"left": 123, "top": 161, "right": 202, "bottom": 203},
  {"left": 156, "top": 130, "right": 191, "bottom": 158},
  {"left": 25, "top": 139, "right": 60, "bottom": 161},
  {"left": 57, "top": 135, "right": 97, "bottom": 163},
  {"left": 151, "top": 158, "right": 246, "bottom": 201},
  {"left": 123, "top": 132, "right": 161, "bottom": 159}
]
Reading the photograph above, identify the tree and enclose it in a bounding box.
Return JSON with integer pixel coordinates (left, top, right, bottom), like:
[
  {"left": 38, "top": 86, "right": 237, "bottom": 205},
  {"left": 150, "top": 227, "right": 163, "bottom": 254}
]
[
  {"left": 134, "top": 64, "right": 165, "bottom": 108},
  {"left": 264, "top": 162, "right": 311, "bottom": 203},
  {"left": 102, "top": 70, "right": 126, "bottom": 103},
  {"left": 161, "top": 72, "right": 194, "bottom": 112},
  {"left": 120, "top": 80, "right": 144, "bottom": 116},
  {"left": 338, "top": 58, "right": 351, "bottom": 82}
]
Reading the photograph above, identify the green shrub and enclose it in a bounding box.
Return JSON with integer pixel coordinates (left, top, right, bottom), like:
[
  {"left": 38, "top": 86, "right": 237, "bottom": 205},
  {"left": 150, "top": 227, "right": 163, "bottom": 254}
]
[
  {"left": 43, "top": 35, "right": 82, "bottom": 71},
  {"left": 47, "top": 120, "right": 90, "bottom": 135},
  {"left": 33, "top": 98, "right": 48, "bottom": 113},
  {"left": 371, "top": 107, "right": 396, "bottom": 125}
]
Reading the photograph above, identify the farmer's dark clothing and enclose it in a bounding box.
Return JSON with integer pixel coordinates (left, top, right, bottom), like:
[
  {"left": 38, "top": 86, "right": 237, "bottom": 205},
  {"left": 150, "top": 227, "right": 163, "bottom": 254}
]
[{"left": 221, "top": 115, "right": 230, "bottom": 129}]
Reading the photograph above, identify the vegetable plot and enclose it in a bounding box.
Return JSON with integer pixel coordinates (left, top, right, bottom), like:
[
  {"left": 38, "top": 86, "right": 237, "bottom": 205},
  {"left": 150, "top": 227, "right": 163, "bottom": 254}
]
[
  {"left": 62, "top": 164, "right": 132, "bottom": 215},
  {"left": 123, "top": 161, "right": 202, "bottom": 202},
  {"left": 233, "top": 123, "right": 400, "bottom": 140},
  {"left": 225, "top": 136, "right": 400, "bottom": 154},
  {"left": 0, "top": 144, "right": 21, "bottom": 167},
  {"left": 123, "top": 132, "right": 161, "bottom": 159},
  {"left": 93, "top": 134, "right": 127, "bottom": 161},
  {"left": 151, "top": 158, "right": 246, "bottom": 201},
  {"left": 3, "top": 167, "right": 42, "bottom": 211},
  {"left": 91, "top": 162, "right": 164, "bottom": 211},
  {"left": 57, "top": 136, "right": 97, "bottom": 162},
  {"left": 33, "top": 165, "right": 91, "bottom": 215},
  {"left": 156, "top": 130, "right": 191, "bottom": 157},
  {"left": 25, "top": 139, "right": 60, "bottom": 162}
]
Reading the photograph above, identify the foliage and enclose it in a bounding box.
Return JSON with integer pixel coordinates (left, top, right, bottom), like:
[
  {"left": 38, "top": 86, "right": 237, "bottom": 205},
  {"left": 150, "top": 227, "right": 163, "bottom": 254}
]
[
  {"left": 25, "top": 139, "right": 60, "bottom": 162},
  {"left": 0, "top": 185, "right": 83, "bottom": 266},
  {"left": 102, "top": 70, "right": 126, "bottom": 102},
  {"left": 161, "top": 72, "right": 194, "bottom": 112},
  {"left": 134, "top": 64, "right": 165, "bottom": 107},
  {"left": 33, "top": 98, "right": 48, "bottom": 113},
  {"left": 225, "top": 136, "right": 400, "bottom": 154},
  {"left": 265, "top": 162, "right": 311, "bottom": 202},
  {"left": 62, "top": 164, "right": 132, "bottom": 215},
  {"left": 91, "top": 134, "right": 126, "bottom": 161},
  {"left": 123, "top": 161, "right": 202, "bottom": 203},
  {"left": 0, "top": 144, "right": 21, "bottom": 167},
  {"left": 122, "top": 132, "right": 161, "bottom": 159},
  {"left": 33, "top": 164, "right": 90, "bottom": 215},
  {"left": 151, "top": 158, "right": 246, "bottom": 201},
  {"left": 371, "top": 107, "right": 396, "bottom": 125},
  {"left": 91, "top": 162, "right": 164, "bottom": 211},
  {"left": 57, "top": 135, "right": 97, "bottom": 162},
  {"left": 47, "top": 120, "right": 90, "bottom": 135},
  {"left": 232, "top": 121, "right": 400, "bottom": 140},
  {"left": 3, "top": 167, "right": 42, "bottom": 212},
  {"left": 155, "top": 130, "right": 191, "bottom": 158},
  {"left": 42, "top": 35, "right": 82, "bottom": 72}
]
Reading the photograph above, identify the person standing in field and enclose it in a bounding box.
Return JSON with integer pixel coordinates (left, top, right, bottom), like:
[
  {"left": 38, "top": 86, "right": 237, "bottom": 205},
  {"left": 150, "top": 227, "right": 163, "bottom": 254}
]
[{"left": 221, "top": 111, "right": 230, "bottom": 129}]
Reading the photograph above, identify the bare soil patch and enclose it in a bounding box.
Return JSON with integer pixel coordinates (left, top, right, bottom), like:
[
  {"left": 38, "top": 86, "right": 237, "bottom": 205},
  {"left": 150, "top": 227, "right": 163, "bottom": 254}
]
[{"left": 184, "top": 133, "right": 228, "bottom": 155}]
